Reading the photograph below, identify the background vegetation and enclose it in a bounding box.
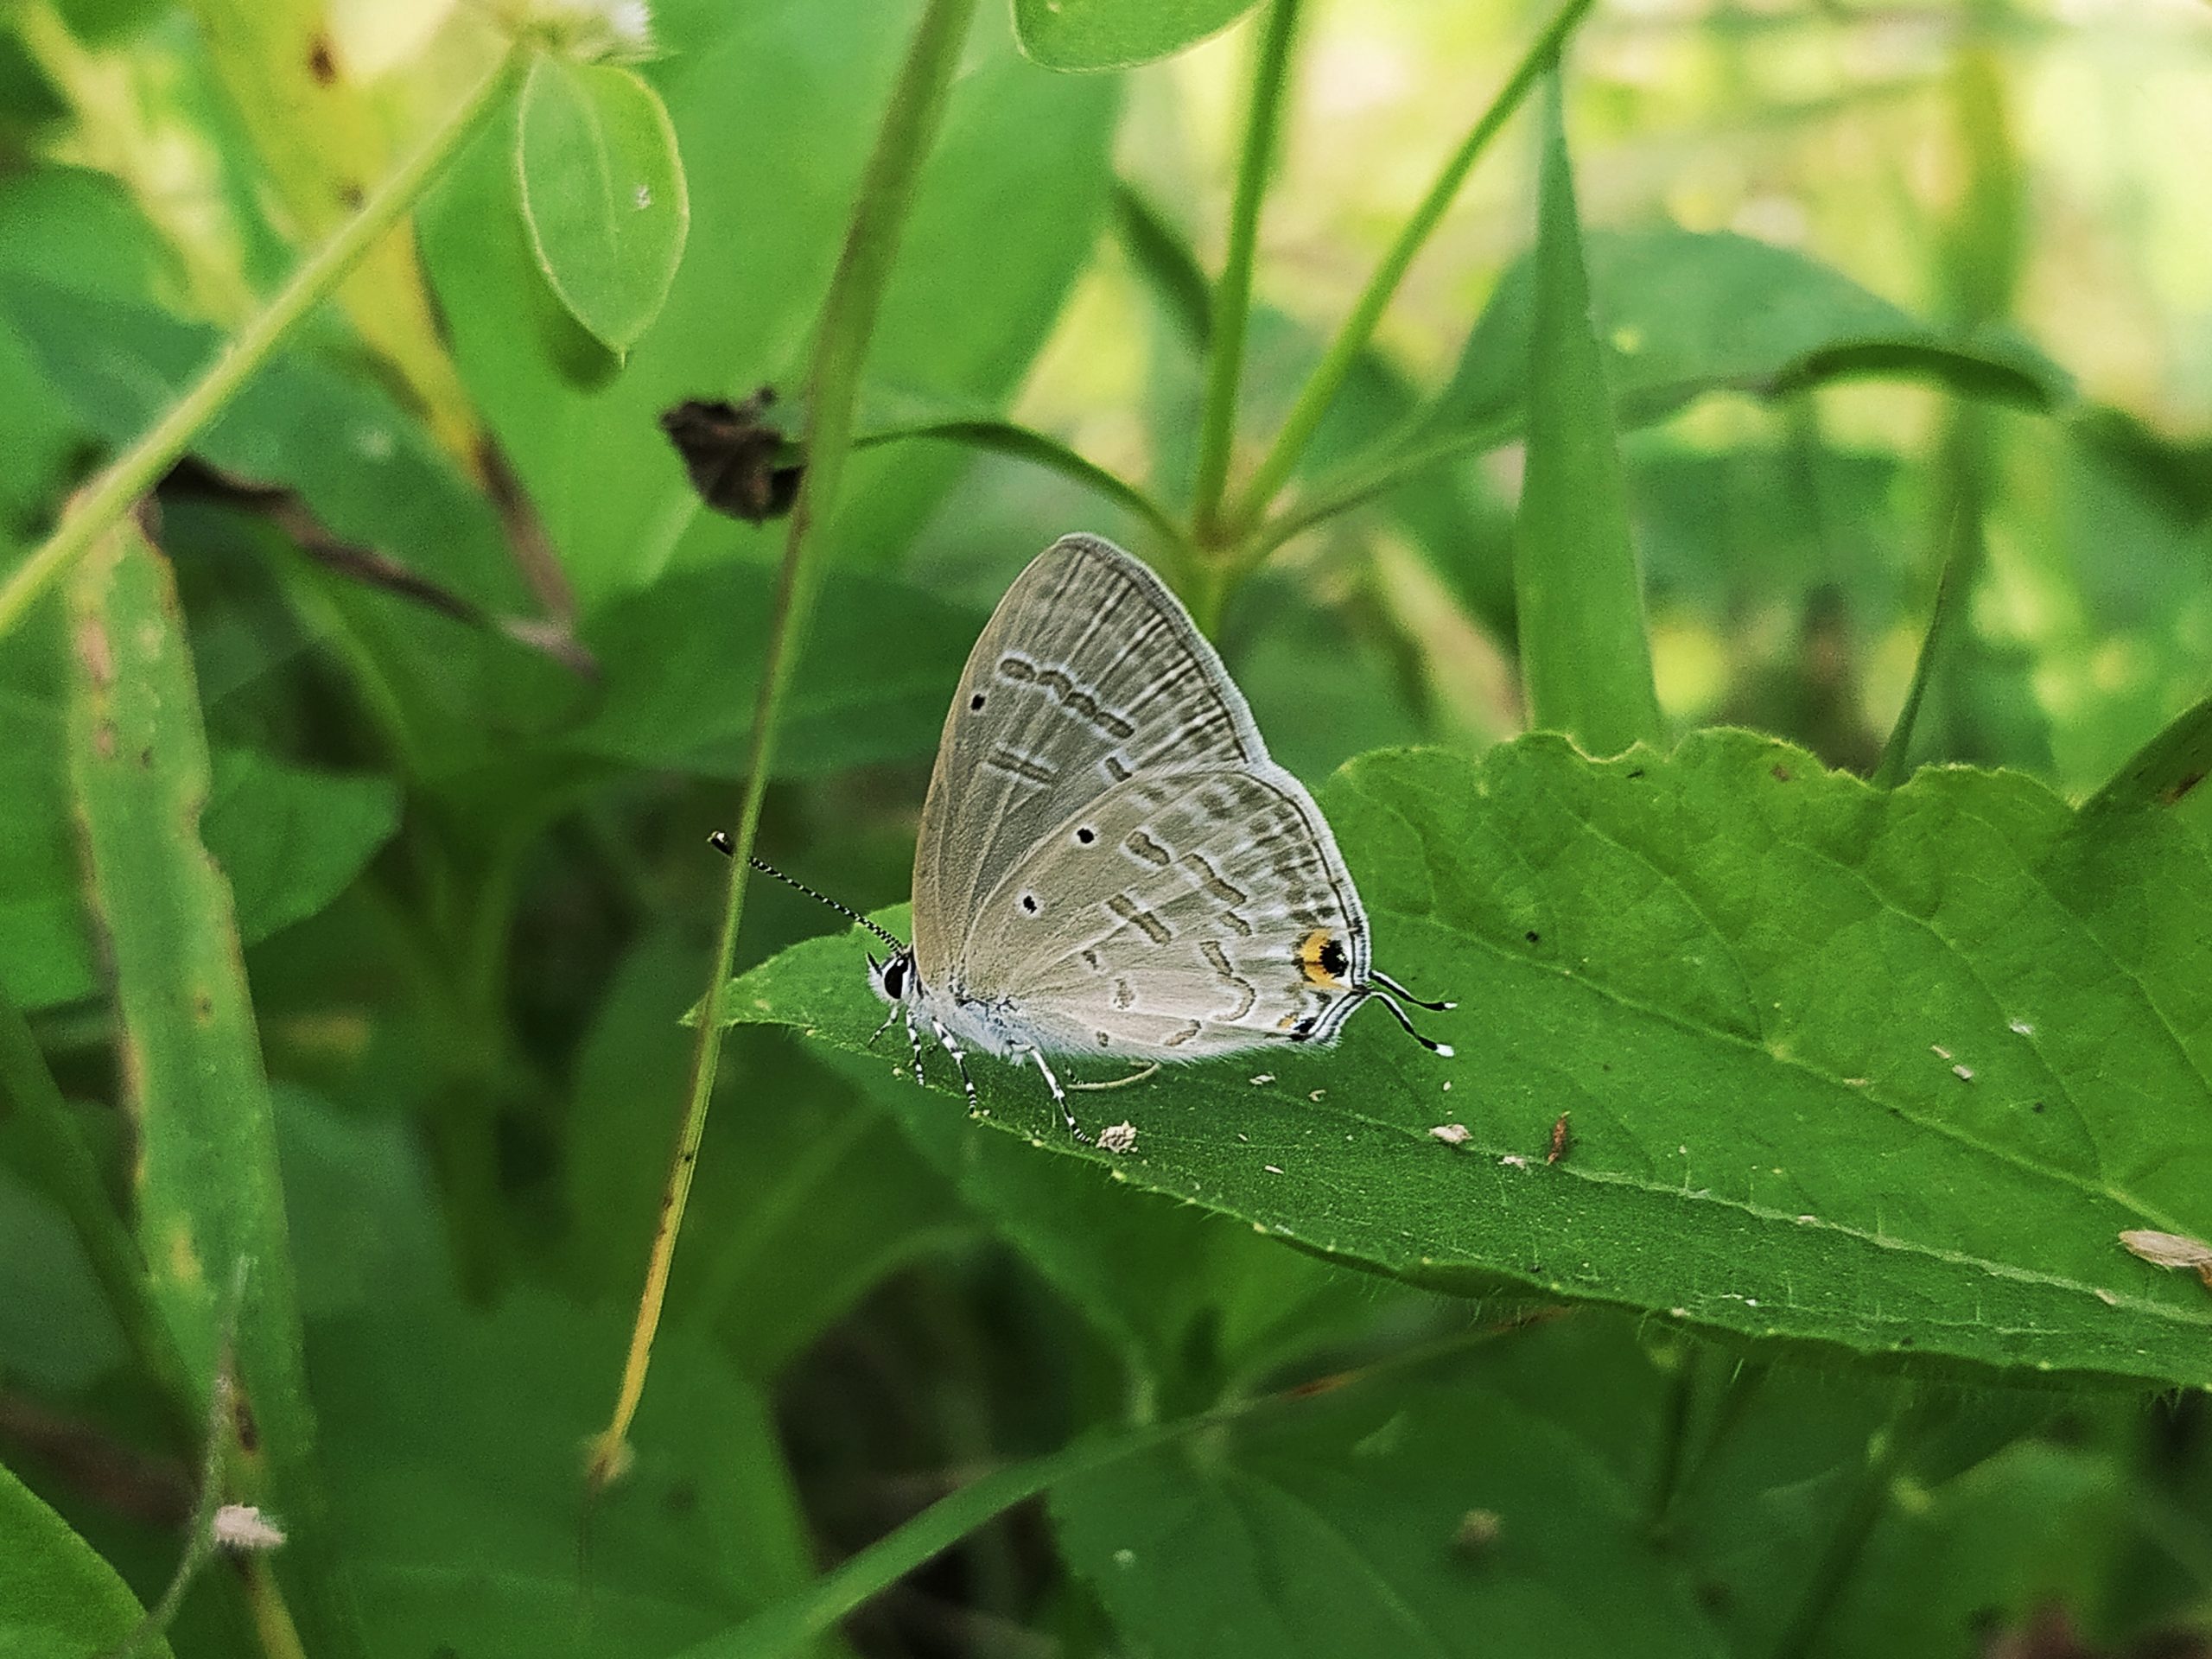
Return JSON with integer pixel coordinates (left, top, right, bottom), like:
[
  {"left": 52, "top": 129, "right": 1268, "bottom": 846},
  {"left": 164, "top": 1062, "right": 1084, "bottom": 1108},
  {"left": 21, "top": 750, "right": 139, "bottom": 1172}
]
[{"left": 2, "top": 0, "right": 2210, "bottom": 1655}]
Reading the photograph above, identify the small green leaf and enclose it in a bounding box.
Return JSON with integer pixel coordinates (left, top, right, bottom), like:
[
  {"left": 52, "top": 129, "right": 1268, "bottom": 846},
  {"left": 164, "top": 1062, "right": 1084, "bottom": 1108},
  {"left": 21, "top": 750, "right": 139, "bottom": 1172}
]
[
  {"left": 1052, "top": 1368, "right": 1725, "bottom": 1659},
  {"left": 1514, "top": 72, "right": 1662, "bottom": 756},
  {"left": 1013, "top": 0, "right": 1264, "bottom": 69},
  {"left": 516, "top": 54, "right": 690, "bottom": 356},
  {"left": 723, "top": 731, "right": 2212, "bottom": 1389},
  {"left": 0, "top": 1459, "right": 170, "bottom": 1659},
  {"left": 65, "top": 519, "right": 362, "bottom": 1656}
]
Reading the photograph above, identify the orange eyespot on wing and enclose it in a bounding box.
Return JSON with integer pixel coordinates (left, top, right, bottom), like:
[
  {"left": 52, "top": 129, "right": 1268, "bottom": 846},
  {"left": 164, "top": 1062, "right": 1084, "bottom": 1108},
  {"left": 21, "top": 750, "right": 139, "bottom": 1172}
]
[{"left": 1298, "top": 928, "right": 1351, "bottom": 988}]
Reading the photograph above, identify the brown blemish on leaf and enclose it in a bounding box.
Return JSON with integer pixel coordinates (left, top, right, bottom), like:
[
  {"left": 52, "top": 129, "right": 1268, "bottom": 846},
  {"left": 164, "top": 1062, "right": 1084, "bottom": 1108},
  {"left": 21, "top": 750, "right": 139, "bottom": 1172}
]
[
  {"left": 2160, "top": 771, "right": 2204, "bottom": 806},
  {"left": 164, "top": 1221, "right": 204, "bottom": 1289},
  {"left": 193, "top": 990, "right": 214, "bottom": 1024},
  {"left": 1770, "top": 763, "right": 1793, "bottom": 782},
  {"left": 307, "top": 32, "right": 338, "bottom": 84},
  {"left": 74, "top": 616, "right": 115, "bottom": 686},
  {"left": 2120, "top": 1228, "right": 2212, "bottom": 1292},
  {"left": 138, "top": 747, "right": 153, "bottom": 769},
  {"left": 95, "top": 722, "right": 117, "bottom": 759},
  {"left": 232, "top": 1390, "right": 260, "bottom": 1453}
]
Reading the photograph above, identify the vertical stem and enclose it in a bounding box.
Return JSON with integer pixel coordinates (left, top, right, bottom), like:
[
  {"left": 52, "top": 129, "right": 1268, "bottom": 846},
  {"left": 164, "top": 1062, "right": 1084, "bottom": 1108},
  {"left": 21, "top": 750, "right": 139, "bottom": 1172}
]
[
  {"left": 1190, "top": 0, "right": 1304, "bottom": 542},
  {"left": 1872, "top": 505, "right": 1973, "bottom": 789},
  {"left": 588, "top": 0, "right": 982, "bottom": 1486},
  {"left": 1770, "top": 1390, "right": 1942, "bottom": 1659},
  {"left": 1227, "top": 0, "right": 1593, "bottom": 533},
  {"left": 0, "top": 42, "right": 525, "bottom": 642}
]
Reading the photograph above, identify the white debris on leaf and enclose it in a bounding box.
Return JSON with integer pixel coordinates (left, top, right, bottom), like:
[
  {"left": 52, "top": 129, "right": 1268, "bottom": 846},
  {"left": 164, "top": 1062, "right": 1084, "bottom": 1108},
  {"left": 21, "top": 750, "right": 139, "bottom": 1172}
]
[
  {"left": 1930, "top": 1044, "right": 1953, "bottom": 1061},
  {"left": 2120, "top": 1229, "right": 2212, "bottom": 1288},
  {"left": 1096, "top": 1121, "right": 1137, "bottom": 1155},
  {"left": 1263, "top": 1164, "right": 1285, "bottom": 1175},
  {"left": 1498, "top": 1154, "right": 1531, "bottom": 1170},
  {"left": 1249, "top": 1073, "right": 1275, "bottom": 1086},
  {"left": 213, "top": 1504, "right": 286, "bottom": 1553},
  {"left": 1429, "top": 1122, "right": 1471, "bottom": 1146},
  {"left": 1952, "top": 1065, "right": 1974, "bottom": 1082}
]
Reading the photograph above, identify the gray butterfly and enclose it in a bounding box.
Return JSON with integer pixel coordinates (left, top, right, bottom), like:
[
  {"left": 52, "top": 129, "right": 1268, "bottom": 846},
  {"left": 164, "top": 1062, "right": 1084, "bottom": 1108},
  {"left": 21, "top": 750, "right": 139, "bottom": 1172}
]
[{"left": 732, "top": 533, "right": 1451, "bottom": 1141}]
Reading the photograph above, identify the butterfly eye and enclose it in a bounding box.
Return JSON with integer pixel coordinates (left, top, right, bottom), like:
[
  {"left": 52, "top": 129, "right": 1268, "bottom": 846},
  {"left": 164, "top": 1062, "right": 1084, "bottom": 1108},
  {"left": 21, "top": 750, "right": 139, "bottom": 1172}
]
[{"left": 881, "top": 956, "right": 908, "bottom": 998}]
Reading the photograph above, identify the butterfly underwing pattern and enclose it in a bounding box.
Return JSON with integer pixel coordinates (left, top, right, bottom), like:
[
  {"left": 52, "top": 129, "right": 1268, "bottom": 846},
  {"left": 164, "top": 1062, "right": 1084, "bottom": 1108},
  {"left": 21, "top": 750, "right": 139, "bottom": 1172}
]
[{"left": 864, "top": 533, "right": 1452, "bottom": 1142}]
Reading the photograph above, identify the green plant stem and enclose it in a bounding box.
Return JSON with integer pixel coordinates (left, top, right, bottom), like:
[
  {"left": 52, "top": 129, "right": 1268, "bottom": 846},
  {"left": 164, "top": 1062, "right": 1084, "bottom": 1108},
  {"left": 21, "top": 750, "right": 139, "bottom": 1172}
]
[
  {"left": 1770, "top": 1390, "right": 1942, "bottom": 1659},
  {"left": 0, "top": 41, "right": 525, "bottom": 642},
  {"left": 675, "top": 1312, "right": 1557, "bottom": 1659},
  {"left": 1226, "top": 0, "right": 1594, "bottom": 534},
  {"left": 1643, "top": 1346, "right": 1699, "bottom": 1544},
  {"left": 0, "top": 991, "right": 198, "bottom": 1448},
  {"left": 1190, "top": 0, "right": 1304, "bottom": 541},
  {"left": 1872, "top": 508, "right": 1973, "bottom": 788},
  {"left": 588, "top": 0, "right": 982, "bottom": 1485}
]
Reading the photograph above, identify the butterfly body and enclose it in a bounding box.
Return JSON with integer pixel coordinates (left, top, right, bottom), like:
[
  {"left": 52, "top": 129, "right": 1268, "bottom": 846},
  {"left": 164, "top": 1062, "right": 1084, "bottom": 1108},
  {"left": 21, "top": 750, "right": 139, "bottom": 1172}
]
[{"left": 860, "top": 534, "right": 1451, "bottom": 1140}]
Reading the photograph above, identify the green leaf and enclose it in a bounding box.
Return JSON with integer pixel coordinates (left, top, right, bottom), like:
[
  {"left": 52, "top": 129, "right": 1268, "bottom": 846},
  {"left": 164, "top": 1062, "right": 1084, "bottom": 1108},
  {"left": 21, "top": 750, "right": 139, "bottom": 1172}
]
[
  {"left": 0, "top": 1459, "right": 169, "bottom": 1659},
  {"left": 571, "top": 556, "right": 983, "bottom": 777},
  {"left": 722, "top": 730, "right": 2212, "bottom": 1389},
  {"left": 1013, "top": 0, "right": 1263, "bottom": 68},
  {"left": 1430, "top": 226, "right": 2070, "bottom": 446},
  {"left": 0, "top": 683, "right": 400, "bottom": 1013},
  {"left": 64, "top": 519, "right": 363, "bottom": 1657},
  {"left": 516, "top": 55, "right": 690, "bottom": 355},
  {"left": 420, "top": 0, "right": 1120, "bottom": 610},
  {"left": 314, "top": 1292, "right": 840, "bottom": 1659},
  {"left": 1051, "top": 1365, "right": 1725, "bottom": 1659},
  {"left": 1514, "top": 73, "right": 1662, "bottom": 755}
]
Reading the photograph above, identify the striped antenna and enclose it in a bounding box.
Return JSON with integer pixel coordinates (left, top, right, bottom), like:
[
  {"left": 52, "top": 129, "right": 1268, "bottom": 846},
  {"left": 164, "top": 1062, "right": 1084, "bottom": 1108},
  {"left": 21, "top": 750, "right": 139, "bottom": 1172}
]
[{"left": 708, "top": 831, "right": 905, "bottom": 949}]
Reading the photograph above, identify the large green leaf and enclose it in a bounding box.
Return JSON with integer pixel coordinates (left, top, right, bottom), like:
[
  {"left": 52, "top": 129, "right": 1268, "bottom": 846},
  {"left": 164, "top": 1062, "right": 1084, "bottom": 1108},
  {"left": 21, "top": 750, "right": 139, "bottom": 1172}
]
[
  {"left": 0, "top": 1460, "right": 169, "bottom": 1659},
  {"left": 313, "top": 1292, "right": 847, "bottom": 1659},
  {"left": 721, "top": 729, "right": 2212, "bottom": 1389},
  {"left": 516, "top": 56, "right": 690, "bottom": 355},
  {"left": 1051, "top": 1360, "right": 1725, "bottom": 1659},
  {"left": 420, "top": 0, "right": 1120, "bottom": 611},
  {"left": 1012, "top": 0, "right": 1263, "bottom": 69},
  {"left": 1426, "top": 225, "right": 2069, "bottom": 448},
  {"left": 65, "top": 520, "right": 363, "bottom": 1657}
]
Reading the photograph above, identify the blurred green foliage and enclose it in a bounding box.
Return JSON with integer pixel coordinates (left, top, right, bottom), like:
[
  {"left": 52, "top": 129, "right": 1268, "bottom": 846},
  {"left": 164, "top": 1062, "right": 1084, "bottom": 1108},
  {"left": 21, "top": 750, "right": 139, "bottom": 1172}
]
[{"left": 1, "top": 1, "right": 2209, "bottom": 1656}]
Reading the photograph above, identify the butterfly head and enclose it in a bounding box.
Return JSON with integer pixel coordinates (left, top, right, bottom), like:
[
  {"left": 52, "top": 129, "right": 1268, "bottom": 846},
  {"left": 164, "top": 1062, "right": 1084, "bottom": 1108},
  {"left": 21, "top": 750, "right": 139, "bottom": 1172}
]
[{"left": 868, "top": 947, "right": 919, "bottom": 1008}]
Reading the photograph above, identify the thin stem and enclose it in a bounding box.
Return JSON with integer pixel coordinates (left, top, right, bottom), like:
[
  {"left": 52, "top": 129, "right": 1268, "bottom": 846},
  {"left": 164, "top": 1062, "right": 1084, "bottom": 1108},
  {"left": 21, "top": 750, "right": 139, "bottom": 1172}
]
[
  {"left": 1227, "top": 0, "right": 1595, "bottom": 533},
  {"left": 1190, "top": 0, "right": 1304, "bottom": 538},
  {"left": 587, "top": 0, "right": 982, "bottom": 1487},
  {"left": 0, "top": 42, "right": 526, "bottom": 642},
  {"left": 1872, "top": 506, "right": 1972, "bottom": 788},
  {"left": 2085, "top": 682, "right": 2212, "bottom": 813},
  {"left": 1770, "top": 1389, "right": 1942, "bottom": 1659},
  {"left": 851, "top": 418, "right": 1191, "bottom": 558},
  {"left": 1643, "top": 1347, "right": 1699, "bottom": 1544}
]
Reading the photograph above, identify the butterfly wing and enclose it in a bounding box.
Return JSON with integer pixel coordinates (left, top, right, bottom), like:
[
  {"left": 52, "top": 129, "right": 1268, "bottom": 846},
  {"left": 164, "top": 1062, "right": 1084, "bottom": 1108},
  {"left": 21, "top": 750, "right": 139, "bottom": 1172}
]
[
  {"left": 911, "top": 535, "right": 1269, "bottom": 985},
  {"left": 952, "top": 763, "right": 1373, "bottom": 1060}
]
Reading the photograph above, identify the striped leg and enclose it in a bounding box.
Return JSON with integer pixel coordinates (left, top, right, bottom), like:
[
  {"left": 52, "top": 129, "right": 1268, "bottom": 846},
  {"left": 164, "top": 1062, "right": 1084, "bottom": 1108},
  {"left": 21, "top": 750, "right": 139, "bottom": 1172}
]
[
  {"left": 899, "top": 1008, "right": 928, "bottom": 1087},
  {"left": 926, "top": 1014, "right": 982, "bottom": 1117},
  {"left": 1023, "top": 1047, "right": 1084, "bottom": 1142}
]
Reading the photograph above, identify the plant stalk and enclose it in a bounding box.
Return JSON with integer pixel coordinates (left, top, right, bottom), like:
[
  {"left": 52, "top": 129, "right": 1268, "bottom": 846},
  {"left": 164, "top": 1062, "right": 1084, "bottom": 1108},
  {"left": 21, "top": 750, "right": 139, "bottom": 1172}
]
[
  {"left": 1227, "top": 0, "right": 1594, "bottom": 533},
  {"left": 1190, "top": 0, "right": 1304, "bottom": 541},
  {"left": 1872, "top": 506, "right": 1973, "bottom": 789},
  {"left": 587, "top": 0, "right": 982, "bottom": 1486},
  {"left": 0, "top": 42, "right": 525, "bottom": 641}
]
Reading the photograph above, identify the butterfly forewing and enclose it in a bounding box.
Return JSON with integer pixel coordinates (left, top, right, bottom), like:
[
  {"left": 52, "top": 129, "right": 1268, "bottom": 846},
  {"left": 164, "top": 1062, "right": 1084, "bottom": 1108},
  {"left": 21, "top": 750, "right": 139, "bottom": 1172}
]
[
  {"left": 912, "top": 535, "right": 1269, "bottom": 984},
  {"left": 955, "top": 764, "right": 1372, "bottom": 1059}
]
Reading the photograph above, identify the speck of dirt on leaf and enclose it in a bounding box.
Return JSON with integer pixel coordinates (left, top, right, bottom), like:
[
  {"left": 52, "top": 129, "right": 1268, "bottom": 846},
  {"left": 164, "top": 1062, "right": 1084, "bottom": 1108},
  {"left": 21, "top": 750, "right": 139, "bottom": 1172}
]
[
  {"left": 2120, "top": 1230, "right": 2212, "bottom": 1290},
  {"left": 1930, "top": 1044, "right": 1953, "bottom": 1060},
  {"left": 1309, "top": 1089, "right": 1325, "bottom": 1103},
  {"left": 635, "top": 184, "right": 652, "bottom": 210},
  {"left": 1442, "top": 1079, "right": 1452, "bottom": 1092},
  {"left": 74, "top": 617, "right": 115, "bottom": 686},
  {"left": 1770, "top": 764, "right": 1793, "bottom": 782},
  {"left": 1263, "top": 1164, "right": 1284, "bottom": 1175},
  {"left": 1096, "top": 1121, "right": 1136, "bottom": 1154},
  {"left": 1429, "top": 1123, "right": 1471, "bottom": 1146},
  {"left": 1113, "top": 1548, "right": 1135, "bottom": 1568},
  {"left": 1499, "top": 1154, "right": 1530, "bottom": 1170},
  {"left": 2009, "top": 1020, "right": 2035, "bottom": 1037},
  {"left": 1953, "top": 1064, "right": 1974, "bottom": 1082},
  {"left": 1453, "top": 1509, "right": 1503, "bottom": 1557},
  {"left": 1249, "top": 1073, "right": 1274, "bottom": 1085}
]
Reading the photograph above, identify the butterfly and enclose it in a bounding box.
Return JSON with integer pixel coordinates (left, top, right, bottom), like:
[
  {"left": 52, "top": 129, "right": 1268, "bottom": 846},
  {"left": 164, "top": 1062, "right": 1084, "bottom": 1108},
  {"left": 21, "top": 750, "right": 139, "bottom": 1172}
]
[{"left": 728, "top": 533, "right": 1451, "bottom": 1144}]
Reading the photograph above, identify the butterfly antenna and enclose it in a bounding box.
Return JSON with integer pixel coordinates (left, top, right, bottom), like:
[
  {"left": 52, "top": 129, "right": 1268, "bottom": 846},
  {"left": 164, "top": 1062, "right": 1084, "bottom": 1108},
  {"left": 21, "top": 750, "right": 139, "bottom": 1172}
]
[
  {"left": 708, "top": 831, "right": 906, "bottom": 949},
  {"left": 1361, "top": 985, "right": 1454, "bottom": 1058},
  {"left": 1370, "top": 969, "right": 1454, "bottom": 1012}
]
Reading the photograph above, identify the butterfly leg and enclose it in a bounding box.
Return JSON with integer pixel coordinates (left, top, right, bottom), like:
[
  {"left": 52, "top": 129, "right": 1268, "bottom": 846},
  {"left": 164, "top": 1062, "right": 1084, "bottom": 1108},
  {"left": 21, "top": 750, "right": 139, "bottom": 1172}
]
[
  {"left": 1021, "top": 1046, "right": 1086, "bottom": 1142},
  {"left": 926, "top": 1014, "right": 983, "bottom": 1118},
  {"left": 899, "top": 1007, "right": 929, "bottom": 1088}
]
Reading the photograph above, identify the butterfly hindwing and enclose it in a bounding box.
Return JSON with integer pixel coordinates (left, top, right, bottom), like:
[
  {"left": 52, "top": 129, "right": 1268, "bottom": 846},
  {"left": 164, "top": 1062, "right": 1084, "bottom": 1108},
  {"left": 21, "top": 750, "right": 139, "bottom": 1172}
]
[
  {"left": 953, "top": 763, "right": 1372, "bottom": 1059},
  {"left": 911, "top": 535, "right": 1268, "bottom": 984}
]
